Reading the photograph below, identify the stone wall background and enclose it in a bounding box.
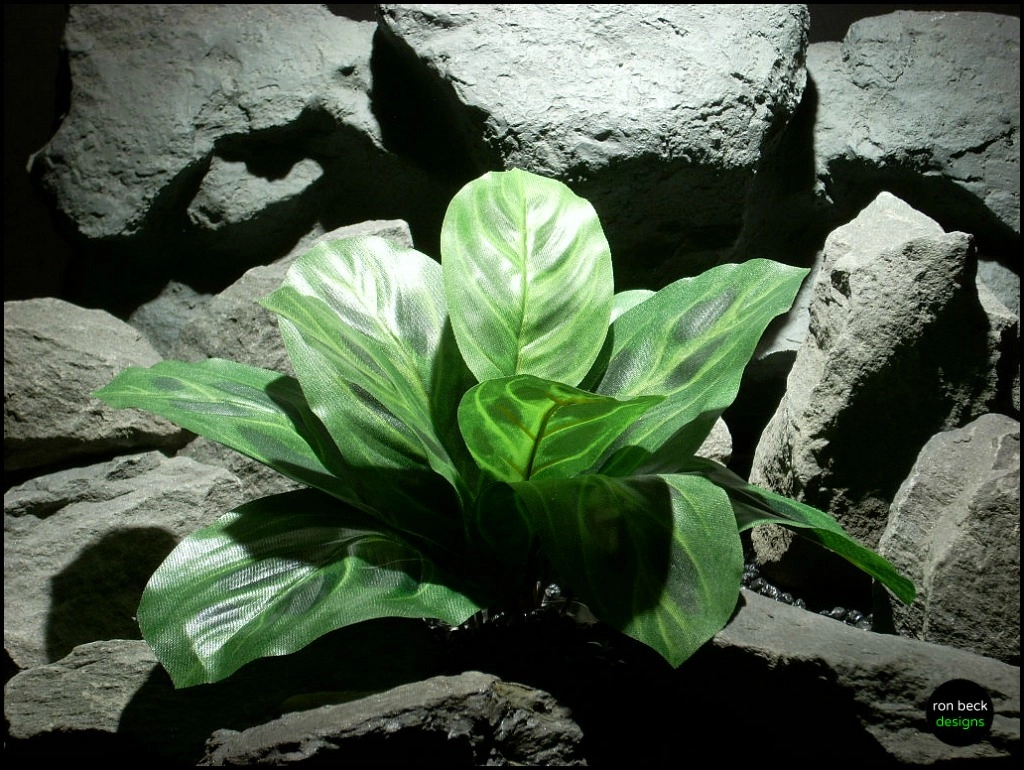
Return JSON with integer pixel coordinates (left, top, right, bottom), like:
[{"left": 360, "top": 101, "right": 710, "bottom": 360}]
[{"left": 3, "top": 5, "right": 1020, "bottom": 765}]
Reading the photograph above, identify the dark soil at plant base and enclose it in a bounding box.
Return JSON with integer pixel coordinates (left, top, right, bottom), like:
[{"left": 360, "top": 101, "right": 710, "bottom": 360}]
[{"left": 429, "top": 579, "right": 892, "bottom": 767}]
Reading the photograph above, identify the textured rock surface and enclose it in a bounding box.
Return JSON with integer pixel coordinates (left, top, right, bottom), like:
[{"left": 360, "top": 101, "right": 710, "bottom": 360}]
[
  {"left": 33, "top": 5, "right": 377, "bottom": 242},
  {"left": 4, "top": 452, "right": 241, "bottom": 669},
  {"left": 30, "top": 5, "right": 449, "bottom": 308},
  {"left": 5, "top": 620, "right": 455, "bottom": 765},
  {"left": 878, "top": 414, "right": 1020, "bottom": 664},
  {"left": 810, "top": 11, "right": 1020, "bottom": 243},
  {"left": 201, "top": 671, "right": 585, "bottom": 766},
  {"left": 4, "top": 298, "right": 185, "bottom": 471},
  {"left": 378, "top": 4, "right": 809, "bottom": 283},
  {"left": 751, "top": 193, "right": 1005, "bottom": 550},
  {"left": 711, "top": 591, "right": 1020, "bottom": 765}
]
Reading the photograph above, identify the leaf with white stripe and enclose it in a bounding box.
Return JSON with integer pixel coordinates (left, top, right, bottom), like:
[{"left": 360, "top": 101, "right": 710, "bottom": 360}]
[
  {"left": 93, "top": 359, "right": 353, "bottom": 501},
  {"left": 139, "top": 489, "right": 481, "bottom": 687},
  {"left": 262, "top": 236, "right": 477, "bottom": 504},
  {"left": 595, "top": 259, "right": 807, "bottom": 474},
  {"left": 442, "top": 169, "right": 613, "bottom": 386}
]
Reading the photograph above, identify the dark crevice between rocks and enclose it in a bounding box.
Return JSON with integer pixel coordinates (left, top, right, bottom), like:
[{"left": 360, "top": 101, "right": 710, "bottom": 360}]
[{"left": 370, "top": 22, "right": 482, "bottom": 185}]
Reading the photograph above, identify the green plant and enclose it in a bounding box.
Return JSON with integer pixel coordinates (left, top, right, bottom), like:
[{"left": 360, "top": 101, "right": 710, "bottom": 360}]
[{"left": 96, "top": 169, "right": 914, "bottom": 688}]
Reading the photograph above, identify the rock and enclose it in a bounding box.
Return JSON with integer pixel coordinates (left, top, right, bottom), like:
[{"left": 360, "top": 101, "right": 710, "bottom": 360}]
[
  {"left": 187, "top": 157, "right": 325, "bottom": 232},
  {"left": 810, "top": 11, "right": 1020, "bottom": 243},
  {"left": 976, "top": 278, "right": 1021, "bottom": 415},
  {"left": 170, "top": 219, "right": 415, "bottom": 373},
  {"left": 977, "top": 258, "right": 1020, "bottom": 318},
  {"left": 878, "top": 414, "right": 1020, "bottom": 664},
  {"left": 3, "top": 452, "right": 242, "bottom": 669},
  {"left": 751, "top": 193, "right": 1006, "bottom": 554},
  {"left": 200, "top": 671, "right": 585, "bottom": 766},
  {"left": 696, "top": 417, "right": 732, "bottom": 466},
  {"left": 3, "top": 298, "right": 185, "bottom": 472},
  {"left": 708, "top": 591, "right": 1019, "bottom": 765},
  {"left": 178, "top": 437, "right": 304, "bottom": 502},
  {"left": 33, "top": 5, "right": 377, "bottom": 242},
  {"left": 5, "top": 619, "right": 454, "bottom": 765},
  {"left": 31, "top": 5, "right": 449, "bottom": 306},
  {"left": 377, "top": 4, "right": 809, "bottom": 284},
  {"left": 5, "top": 640, "right": 159, "bottom": 736},
  {"left": 127, "top": 281, "right": 211, "bottom": 358}
]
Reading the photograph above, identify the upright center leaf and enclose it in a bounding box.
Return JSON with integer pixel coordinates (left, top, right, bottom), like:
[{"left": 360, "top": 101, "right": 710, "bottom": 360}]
[
  {"left": 458, "top": 374, "right": 662, "bottom": 482},
  {"left": 442, "top": 169, "right": 614, "bottom": 386}
]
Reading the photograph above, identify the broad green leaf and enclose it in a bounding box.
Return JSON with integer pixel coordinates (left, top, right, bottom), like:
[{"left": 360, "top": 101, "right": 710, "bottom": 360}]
[
  {"left": 507, "top": 473, "right": 742, "bottom": 666},
  {"left": 139, "top": 489, "right": 481, "bottom": 688},
  {"left": 458, "top": 374, "right": 662, "bottom": 482},
  {"left": 611, "top": 289, "right": 655, "bottom": 322},
  {"left": 442, "top": 169, "right": 614, "bottom": 386},
  {"left": 262, "top": 237, "right": 477, "bottom": 506},
  {"left": 93, "top": 359, "right": 353, "bottom": 501},
  {"left": 596, "top": 259, "right": 807, "bottom": 474},
  {"left": 685, "top": 457, "right": 916, "bottom": 604}
]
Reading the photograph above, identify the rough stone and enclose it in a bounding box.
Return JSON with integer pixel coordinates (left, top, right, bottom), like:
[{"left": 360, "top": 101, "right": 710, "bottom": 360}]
[
  {"left": 696, "top": 417, "right": 732, "bottom": 466},
  {"left": 178, "top": 437, "right": 305, "bottom": 502},
  {"left": 977, "top": 258, "right": 1020, "bottom": 318},
  {"left": 4, "top": 298, "right": 185, "bottom": 472},
  {"left": 878, "top": 414, "right": 1020, "bottom": 664},
  {"left": 127, "top": 281, "right": 211, "bottom": 358},
  {"left": 201, "top": 671, "right": 585, "bottom": 766},
  {"left": 751, "top": 193, "right": 1006, "bottom": 553},
  {"left": 809, "top": 11, "right": 1020, "bottom": 243},
  {"left": 33, "top": 5, "right": 378, "bottom": 242},
  {"left": 5, "top": 619, "right": 455, "bottom": 765},
  {"left": 187, "top": 157, "right": 325, "bottom": 232},
  {"left": 3, "top": 452, "right": 242, "bottom": 669},
  {"left": 378, "top": 4, "right": 809, "bottom": 284},
  {"left": 31, "top": 5, "right": 450, "bottom": 307},
  {"left": 710, "top": 591, "right": 1020, "bottom": 765}
]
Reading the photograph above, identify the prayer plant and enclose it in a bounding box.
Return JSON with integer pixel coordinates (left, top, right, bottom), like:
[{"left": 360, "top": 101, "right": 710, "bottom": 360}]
[{"left": 96, "top": 169, "right": 914, "bottom": 688}]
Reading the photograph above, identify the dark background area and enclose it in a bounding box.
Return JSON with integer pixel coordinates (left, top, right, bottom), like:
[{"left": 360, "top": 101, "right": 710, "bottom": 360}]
[{"left": 4, "top": 4, "right": 1020, "bottom": 302}]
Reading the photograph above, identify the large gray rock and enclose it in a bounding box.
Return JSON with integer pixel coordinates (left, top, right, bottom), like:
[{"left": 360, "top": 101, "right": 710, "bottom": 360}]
[
  {"left": 4, "top": 452, "right": 241, "bottom": 669},
  {"left": 4, "top": 298, "right": 185, "bottom": 471},
  {"left": 712, "top": 591, "right": 1019, "bottom": 765},
  {"left": 751, "top": 193, "right": 1006, "bottom": 552},
  {"left": 201, "top": 671, "right": 585, "bottom": 766},
  {"left": 810, "top": 11, "right": 1020, "bottom": 242},
  {"left": 31, "top": 6, "right": 449, "bottom": 305},
  {"left": 5, "top": 619, "right": 455, "bottom": 765},
  {"left": 33, "top": 5, "right": 376, "bottom": 242},
  {"left": 878, "top": 414, "right": 1020, "bottom": 664},
  {"left": 378, "top": 4, "right": 809, "bottom": 283}
]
